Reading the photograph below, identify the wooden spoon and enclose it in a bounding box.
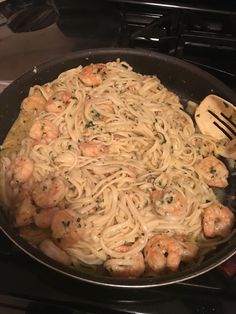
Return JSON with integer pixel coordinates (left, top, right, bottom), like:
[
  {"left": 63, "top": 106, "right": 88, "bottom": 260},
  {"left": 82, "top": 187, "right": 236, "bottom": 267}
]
[
  {"left": 195, "top": 94, "right": 236, "bottom": 159},
  {"left": 195, "top": 94, "right": 236, "bottom": 140}
]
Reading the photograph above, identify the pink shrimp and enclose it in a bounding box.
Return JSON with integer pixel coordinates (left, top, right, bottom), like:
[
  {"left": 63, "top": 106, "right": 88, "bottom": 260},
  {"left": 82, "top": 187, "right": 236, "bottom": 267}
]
[
  {"left": 51, "top": 209, "right": 80, "bottom": 249},
  {"left": 104, "top": 245, "right": 145, "bottom": 278},
  {"left": 144, "top": 234, "right": 183, "bottom": 273},
  {"left": 39, "top": 239, "right": 72, "bottom": 266},
  {"left": 6, "top": 156, "right": 34, "bottom": 187},
  {"left": 176, "top": 235, "right": 199, "bottom": 262},
  {"left": 203, "top": 202, "right": 235, "bottom": 238},
  {"left": 45, "top": 91, "right": 71, "bottom": 113},
  {"left": 195, "top": 155, "right": 229, "bottom": 188},
  {"left": 29, "top": 119, "right": 59, "bottom": 145},
  {"left": 19, "top": 226, "right": 50, "bottom": 245},
  {"left": 32, "top": 177, "right": 66, "bottom": 208},
  {"left": 80, "top": 142, "right": 109, "bottom": 157},
  {"left": 33, "top": 207, "right": 59, "bottom": 229},
  {"left": 78, "top": 63, "right": 106, "bottom": 87},
  {"left": 151, "top": 188, "right": 187, "bottom": 216},
  {"left": 21, "top": 95, "right": 46, "bottom": 112},
  {"left": 14, "top": 198, "right": 36, "bottom": 227}
]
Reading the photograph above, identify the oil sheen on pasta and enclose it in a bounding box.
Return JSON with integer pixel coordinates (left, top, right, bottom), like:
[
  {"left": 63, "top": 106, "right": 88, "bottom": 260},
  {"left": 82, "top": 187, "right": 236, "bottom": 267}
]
[{"left": 0, "top": 60, "right": 235, "bottom": 278}]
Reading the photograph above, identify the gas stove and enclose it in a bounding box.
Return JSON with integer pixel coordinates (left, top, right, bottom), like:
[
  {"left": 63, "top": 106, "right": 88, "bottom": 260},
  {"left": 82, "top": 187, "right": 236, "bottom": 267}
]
[
  {"left": 0, "top": 231, "right": 236, "bottom": 313},
  {"left": 0, "top": 1, "right": 236, "bottom": 313}
]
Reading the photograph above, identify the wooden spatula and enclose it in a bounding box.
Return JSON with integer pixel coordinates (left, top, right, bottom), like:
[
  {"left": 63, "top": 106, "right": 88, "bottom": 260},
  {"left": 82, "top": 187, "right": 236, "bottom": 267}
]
[{"left": 195, "top": 94, "right": 236, "bottom": 159}]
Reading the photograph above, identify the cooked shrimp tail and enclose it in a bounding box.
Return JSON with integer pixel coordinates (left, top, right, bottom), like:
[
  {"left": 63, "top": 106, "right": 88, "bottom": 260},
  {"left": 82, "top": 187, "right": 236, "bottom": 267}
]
[
  {"left": 104, "top": 246, "right": 145, "bottom": 278},
  {"left": 39, "top": 239, "right": 72, "bottom": 266}
]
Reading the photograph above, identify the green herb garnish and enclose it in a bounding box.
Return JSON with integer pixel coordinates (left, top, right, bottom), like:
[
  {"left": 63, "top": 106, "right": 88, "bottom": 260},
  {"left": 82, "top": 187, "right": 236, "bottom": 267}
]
[
  {"left": 36, "top": 207, "right": 42, "bottom": 214},
  {"left": 62, "top": 221, "right": 70, "bottom": 228},
  {"left": 210, "top": 166, "right": 216, "bottom": 174},
  {"left": 85, "top": 121, "right": 95, "bottom": 128},
  {"left": 165, "top": 196, "right": 173, "bottom": 204},
  {"left": 92, "top": 110, "right": 100, "bottom": 118}
]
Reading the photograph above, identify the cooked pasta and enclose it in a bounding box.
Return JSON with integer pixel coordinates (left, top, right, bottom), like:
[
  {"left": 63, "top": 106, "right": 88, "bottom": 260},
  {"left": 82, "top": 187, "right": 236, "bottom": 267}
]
[{"left": 0, "top": 60, "right": 234, "bottom": 277}]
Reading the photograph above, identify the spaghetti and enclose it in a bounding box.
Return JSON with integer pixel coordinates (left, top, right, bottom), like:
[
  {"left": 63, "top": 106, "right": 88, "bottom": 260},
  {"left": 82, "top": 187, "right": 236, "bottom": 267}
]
[{"left": 0, "top": 60, "right": 234, "bottom": 277}]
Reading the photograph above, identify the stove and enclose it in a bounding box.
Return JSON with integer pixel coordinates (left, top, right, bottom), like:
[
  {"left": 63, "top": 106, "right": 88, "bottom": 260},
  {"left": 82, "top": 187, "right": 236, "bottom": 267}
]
[{"left": 0, "top": 0, "right": 236, "bottom": 313}]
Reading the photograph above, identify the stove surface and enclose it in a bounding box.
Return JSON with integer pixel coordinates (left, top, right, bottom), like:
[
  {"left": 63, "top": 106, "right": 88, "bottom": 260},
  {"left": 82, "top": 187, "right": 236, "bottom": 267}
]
[
  {"left": 0, "top": 0, "right": 236, "bottom": 89},
  {"left": 0, "top": 1, "right": 236, "bottom": 313},
  {"left": 0, "top": 233, "right": 235, "bottom": 314}
]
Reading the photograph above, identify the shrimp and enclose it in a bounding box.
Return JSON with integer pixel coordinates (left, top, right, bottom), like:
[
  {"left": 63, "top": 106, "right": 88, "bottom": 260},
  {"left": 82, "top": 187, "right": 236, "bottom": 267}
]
[
  {"left": 194, "top": 155, "right": 228, "bottom": 188},
  {"left": 29, "top": 119, "right": 59, "bottom": 145},
  {"left": 33, "top": 207, "right": 59, "bottom": 229},
  {"left": 151, "top": 188, "right": 187, "bottom": 216},
  {"left": 203, "top": 202, "right": 235, "bottom": 238},
  {"left": 11, "top": 183, "right": 32, "bottom": 204},
  {"left": 39, "top": 239, "right": 72, "bottom": 266},
  {"left": 176, "top": 235, "right": 199, "bottom": 262},
  {"left": 21, "top": 95, "right": 46, "bottom": 112},
  {"left": 78, "top": 63, "right": 106, "bottom": 87},
  {"left": 189, "top": 137, "right": 215, "bottom": 158},
  {"left": 14, "top": 198, "right": 36, "bottom": 227},
  {"left": 104, "top": 250, "right": 145, "bottom": 278},
  {"left": 19, "top": 225, "right": 50, "bottom": 245},
  {"left": 181, "top": 241, "right": 199, "bottom": 262},
  {"left": 144, "top": 234, "right": 183, "bottom": 273},
  {"left": 32, "top": 177, "right": 66, "bottom": 208},
  {"left": 80, "top": 142, "right": 109, "bottom": 157},
  {"left": 6, "top": 156, "right": 34, "bottom": 187},
  {"left": 45, "top": 91, "right": 71, "bottom": 113},
  {"left": 51, "top": 209, "right": 80, "bottom": 249}
]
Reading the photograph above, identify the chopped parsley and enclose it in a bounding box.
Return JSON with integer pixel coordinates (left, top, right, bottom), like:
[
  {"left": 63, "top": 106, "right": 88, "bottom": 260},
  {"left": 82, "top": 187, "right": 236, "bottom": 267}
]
[
  {"left": 62, "top": 220, "right": 70, "bottom": 228},
  {"left": 210, "top": 166, "right": 217, "bottom": 174},
  {"left": 156, "top": 132, "right": 166, "bottom": 144},
  {"left": 165, "top": 196, "right": 173, "bottom": 204},
  {"left": 35, "top": 207, "right": 42, "bottom": 214},
  {"left": 85, "top": 121, "right": 95, "bottom": 128},
  {"left": 92, "top": 110, "right": 100, "bottom": 118},
  {"left": 162, "top": 136, "right": 167, "bottom": 144},
  {"left": 77, "top": 217, "right": 81, "bottom": 227}
]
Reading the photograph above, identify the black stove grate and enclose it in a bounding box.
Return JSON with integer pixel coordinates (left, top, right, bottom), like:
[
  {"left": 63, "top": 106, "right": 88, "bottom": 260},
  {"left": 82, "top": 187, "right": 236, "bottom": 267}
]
[{"left": 118, "top": 1, "right": 236, "bottom": 90}]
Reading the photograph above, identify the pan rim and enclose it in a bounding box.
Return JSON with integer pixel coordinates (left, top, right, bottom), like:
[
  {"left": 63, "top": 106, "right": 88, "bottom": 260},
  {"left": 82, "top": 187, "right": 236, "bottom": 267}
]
[
  {"left": 1, "top": 47, "right": 236, "bottom": 100},
  {"left": 1, "top": 218, "right": 235, "bottom": 288}
]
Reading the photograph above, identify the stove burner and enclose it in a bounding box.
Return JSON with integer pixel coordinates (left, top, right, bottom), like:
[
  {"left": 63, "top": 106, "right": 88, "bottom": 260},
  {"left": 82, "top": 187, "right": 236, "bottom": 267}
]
[
  {"left": 125, "top": 6, "right": 236, "bottom": 90},
  {"left": 0, "top": 0, "right": 58, "bottom": 32}
]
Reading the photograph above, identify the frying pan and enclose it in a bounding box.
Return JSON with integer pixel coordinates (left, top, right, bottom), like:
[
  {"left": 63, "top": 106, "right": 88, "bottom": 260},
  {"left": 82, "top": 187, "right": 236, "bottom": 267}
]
[{"left": 0, "top": 48, "right": 235, "bottom": 288}]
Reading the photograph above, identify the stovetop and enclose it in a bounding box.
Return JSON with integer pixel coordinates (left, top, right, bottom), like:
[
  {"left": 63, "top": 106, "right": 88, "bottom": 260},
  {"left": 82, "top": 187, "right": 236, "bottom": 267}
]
[
  {"left": 0, "top": 0, "right": 236, "bottom": 313},
  {"left": 0, "top": 0, "right": 236, "bottom": 90},
  {"left": 0, "top": 232, "right": 236, "bottom": 314}
]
